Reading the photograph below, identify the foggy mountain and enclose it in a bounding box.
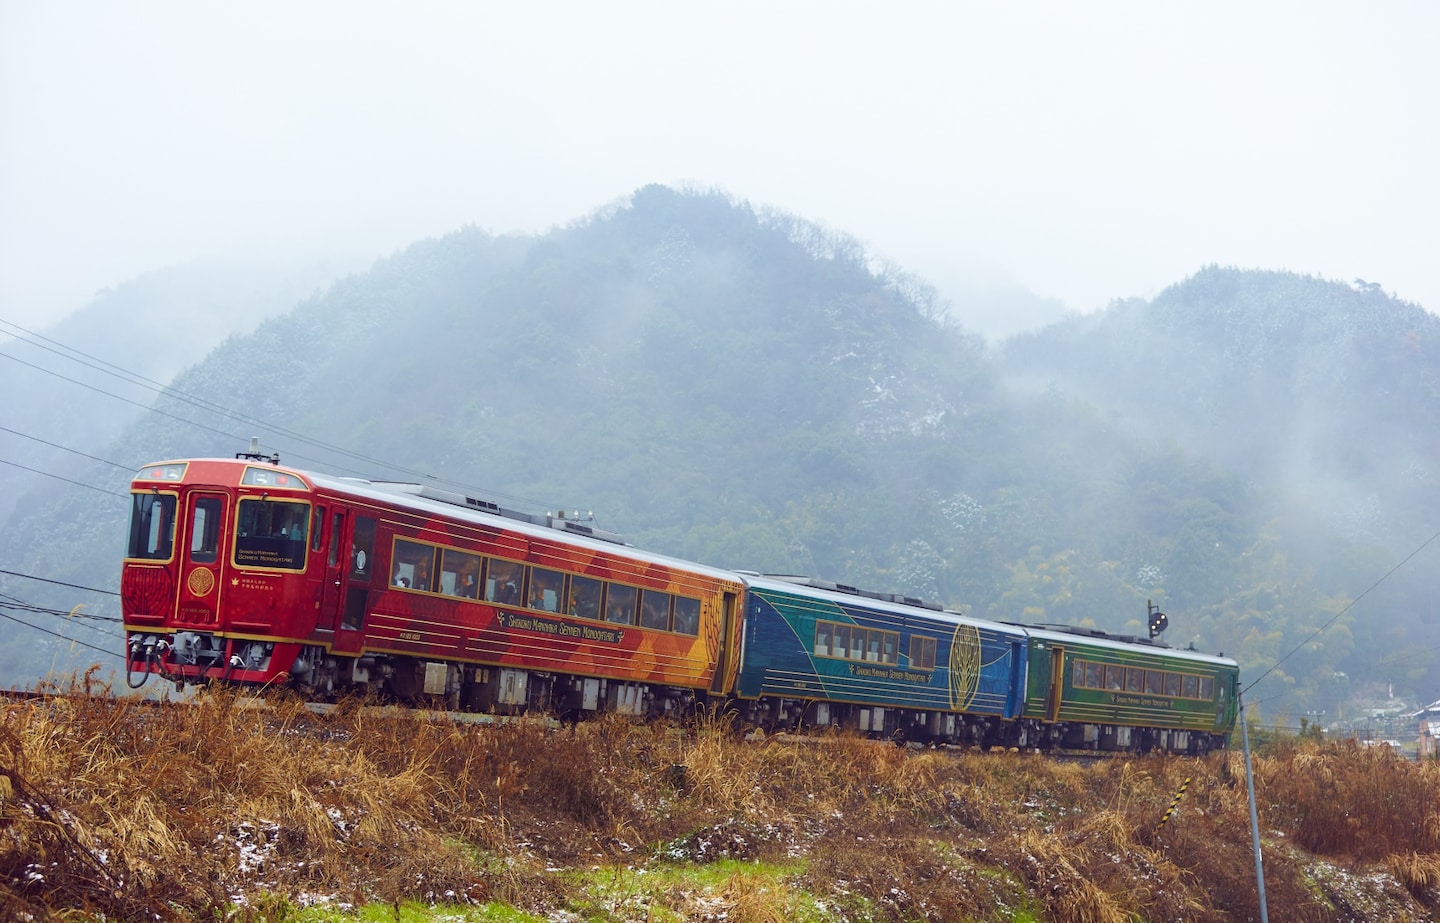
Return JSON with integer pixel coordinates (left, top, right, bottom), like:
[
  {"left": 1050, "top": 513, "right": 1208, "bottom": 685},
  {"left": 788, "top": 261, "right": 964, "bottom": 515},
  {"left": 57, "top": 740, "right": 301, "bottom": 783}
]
[
  {"left": 1002, "top": 267, "right": 1440, "bottom": 560},
  {"left": 1, "top": 187, "right": 1434, "bottom": 721}
]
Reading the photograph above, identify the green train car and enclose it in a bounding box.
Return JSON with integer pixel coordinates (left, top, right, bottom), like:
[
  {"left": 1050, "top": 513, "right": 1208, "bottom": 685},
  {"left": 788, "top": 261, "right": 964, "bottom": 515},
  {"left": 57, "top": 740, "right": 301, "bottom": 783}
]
[{"left": 1018, "top": 624, "right": 1239, "bottom": 754}]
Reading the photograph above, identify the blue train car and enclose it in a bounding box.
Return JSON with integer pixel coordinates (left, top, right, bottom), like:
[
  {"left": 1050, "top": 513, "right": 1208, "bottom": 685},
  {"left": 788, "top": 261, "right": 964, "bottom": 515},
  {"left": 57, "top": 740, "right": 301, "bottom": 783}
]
[{"left": 729, "top": 574, "right": 1029, "bottom": 744}]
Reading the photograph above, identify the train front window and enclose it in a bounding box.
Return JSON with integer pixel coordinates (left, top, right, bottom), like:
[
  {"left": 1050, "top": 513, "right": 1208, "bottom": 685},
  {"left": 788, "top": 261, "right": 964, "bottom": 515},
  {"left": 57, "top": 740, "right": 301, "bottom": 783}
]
[
  {"left": 234, "top": 498, "right": 311, "bottom": 570},
  {"left": 188, "top": 496, "right": 224, "bottom": 564},
  {"left": 127, "top": 492, "right": 176, "bottom": 560}
]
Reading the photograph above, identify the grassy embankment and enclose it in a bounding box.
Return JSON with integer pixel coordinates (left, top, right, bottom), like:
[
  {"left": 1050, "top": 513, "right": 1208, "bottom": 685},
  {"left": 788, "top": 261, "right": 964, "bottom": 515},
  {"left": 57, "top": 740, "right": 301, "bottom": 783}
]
[{"left": 3, "top": 675, "right": 1440, "bottom": 922}]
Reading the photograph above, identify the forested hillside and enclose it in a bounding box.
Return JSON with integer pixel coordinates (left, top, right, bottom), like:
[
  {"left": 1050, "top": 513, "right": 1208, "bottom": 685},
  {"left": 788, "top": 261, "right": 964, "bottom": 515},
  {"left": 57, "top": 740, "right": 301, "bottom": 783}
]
[
  {"left": 1, "top": 189, "right": 1433, "bottom": 723},
  {"left": 1003, "top": 267, "right": 1440, "bottom": 714}
]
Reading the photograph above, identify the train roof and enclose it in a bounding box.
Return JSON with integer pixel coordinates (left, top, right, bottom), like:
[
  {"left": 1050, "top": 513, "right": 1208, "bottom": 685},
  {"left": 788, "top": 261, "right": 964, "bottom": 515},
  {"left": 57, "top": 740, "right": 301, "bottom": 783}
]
[
  {"left": 316, "top": 473, "right": 745, "bottom": 582},
  {"left": 742, "top": 574, "right": 1237, "bottom": 667},
  {"left": 135, "top": 456, "right": 743, "bottom": 585},
  {"left": 1020, "top": 622, "right": 1238, "bottom": 666},
  {"left": 740, "top": 572, "right": 1029, "bottom": 636}
]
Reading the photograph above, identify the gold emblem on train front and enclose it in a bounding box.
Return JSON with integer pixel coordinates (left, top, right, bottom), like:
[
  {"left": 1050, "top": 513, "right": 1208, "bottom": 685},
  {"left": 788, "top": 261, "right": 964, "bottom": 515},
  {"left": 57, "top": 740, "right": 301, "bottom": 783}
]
[{"left": 188, "top": 567, "right": 216, "bottom": 597}]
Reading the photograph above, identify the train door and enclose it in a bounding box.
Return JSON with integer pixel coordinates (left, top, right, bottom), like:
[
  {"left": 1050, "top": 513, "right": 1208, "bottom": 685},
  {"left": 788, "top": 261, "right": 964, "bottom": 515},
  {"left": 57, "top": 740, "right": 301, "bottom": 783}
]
[
  {"left": 175, "top": 492, "right": 227, "bottom": 626},
  {"left": 321, "top": 510, "right": 375, "bottom": 654},
  {"left": 1005, "top": 639, "right": 1026, "bottom": 718},
  {"left": 709, "top": 591, "right": 739, "bottom": 694},
  {"left": 318, "top": 508, "right": 345, "bottom": 632},
  {"left": 335, "top": 515, "right": 375, "bottom": 654},
  {"left": 1044, "top": 646, "right": 1066, "bottom": 723}
]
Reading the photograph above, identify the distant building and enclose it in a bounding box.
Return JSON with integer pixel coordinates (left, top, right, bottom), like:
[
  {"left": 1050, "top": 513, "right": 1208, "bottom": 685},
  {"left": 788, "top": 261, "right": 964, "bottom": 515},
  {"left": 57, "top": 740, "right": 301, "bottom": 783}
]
[{"left": 1410, "top": 700, "right": 1440, "bottom": 758}]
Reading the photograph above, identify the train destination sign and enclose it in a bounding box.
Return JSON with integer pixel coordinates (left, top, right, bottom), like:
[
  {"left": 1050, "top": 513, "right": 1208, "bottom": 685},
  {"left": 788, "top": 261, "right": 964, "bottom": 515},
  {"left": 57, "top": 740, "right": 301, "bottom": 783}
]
[
  {"left": 850, "top": 663, "right": 933, "bottom": 684},
  {"left": 1112, "top": 693, "right": 1174, "bottom": 709},
  {"left": 497, "top": 611, "right": 626, "bottom": 644}
]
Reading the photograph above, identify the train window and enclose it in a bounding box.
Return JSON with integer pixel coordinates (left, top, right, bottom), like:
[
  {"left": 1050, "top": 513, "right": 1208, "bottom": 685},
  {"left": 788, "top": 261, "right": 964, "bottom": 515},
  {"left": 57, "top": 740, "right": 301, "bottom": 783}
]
[
  {"left": 834, "top": 625, "right": 852, "bottom": 659},
  {"left": 530, "top": 567, "right": 565, "bottom": 612},
  {"left": 570, "top": 575, "right": 602, "bottom": 619},
  {"left": 486, "top": 559, "right": 523, "bottom": 605},
  {"left": 606, "top": 584, "right": 638, "bottom": 625},
  {"left": 1164, "top": 673, "right": 1182, "bottom": 696},
  {"left": 815, "top": 622, "right": 833, "bottom": 656},
  {"left": 866, "top": 631, "right": 883, "bottom": 663},
  {"left": 392, "top": 540, "right": 435, "bottom": 591},
  {"left": 640, "top": 590, "right": 672, "bottom": 630},
  {"left": 1199, "top": 676, "right": 1214, "bottom": 699},
  {"left": 883, "top": 633, "right": 898, "bottom": 665},
  {"left": 1182, "top": 674, "right": 1199, "bottom": 698},
  {"left": 1145, "top": 670, "right": 1163, "bottom": 695},
  {"left": 235, "top": 498, "right": 310, "bottom": 570},
  {"left": 673, "top": 597, "right": 700, "bottom": 636},
  {"left": 1105, "top": 665, "right": 1124, "bottom": 690},
  {"left": 328, "top": 512, "right": 343, "bottom": 568},
  {"left": 442, "top": 549, "right": 481, "bottom": 598},
  {"left": 188, "top": 496, "right": 223, "bottom": 564},
  {"left": 1073, "top": 659, "right": 1087, "bottom": 687},
  {"left": 350, "top": 517, "right": 375, "bottom": 580},
  {"left": 848, "top": 629, "right": 865, "bottom": 660},
  {"left": 1085, "top": 662, "right": 1103, "bottom": 689},
  {"left": 1126, "top": 668, "right": 1144, "bottom": 692},
  {"left": 310, "top": 506, "right": 325, "bottom": 554},
  {"left": 910, "top": 636, "right": 936, "bottom": 671}
]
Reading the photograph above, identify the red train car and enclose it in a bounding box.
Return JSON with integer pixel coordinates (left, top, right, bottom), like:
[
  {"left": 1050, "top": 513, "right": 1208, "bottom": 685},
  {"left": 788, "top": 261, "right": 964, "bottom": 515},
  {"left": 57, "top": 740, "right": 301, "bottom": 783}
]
[{"left": 122, "top": 453, "right": 745, "bottom": 715}]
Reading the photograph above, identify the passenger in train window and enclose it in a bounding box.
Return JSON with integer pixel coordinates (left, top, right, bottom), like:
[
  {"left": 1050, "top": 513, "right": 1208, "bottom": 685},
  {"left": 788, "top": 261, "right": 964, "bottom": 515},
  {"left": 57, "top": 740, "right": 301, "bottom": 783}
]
[
  {"left": 487, "top": 560, "right": 522, "bottom": 605},
  {"left": 530, "top": 568, "right": 563, "bottom": 612},
  {"left": 640, "top": 590, "right": 670, "bottom": 629},
  {"left": 411, "top": 560, "right": 429, "bottom": 591},
  {"left": 606, "top": 584, "right": 638, "bottom": 625},
  {"left": 673, "top": 598, "right": 699, "bottom": 635},
  {"left": 570, "top": 575, "right": 602, "bottom": 619}
]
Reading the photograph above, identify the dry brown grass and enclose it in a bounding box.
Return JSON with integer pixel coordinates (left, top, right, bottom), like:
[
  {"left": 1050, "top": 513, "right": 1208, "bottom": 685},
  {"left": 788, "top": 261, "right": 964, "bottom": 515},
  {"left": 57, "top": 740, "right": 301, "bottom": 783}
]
[{"left": 2, "top": 678, "right": 1437, "bottom": 922}]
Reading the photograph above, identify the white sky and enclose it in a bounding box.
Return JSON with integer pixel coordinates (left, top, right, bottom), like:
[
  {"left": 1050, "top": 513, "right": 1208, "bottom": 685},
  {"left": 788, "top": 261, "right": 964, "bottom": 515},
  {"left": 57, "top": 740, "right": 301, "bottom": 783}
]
[{"left": 2, "top": 1, "right": 1437, "bottom": 332}]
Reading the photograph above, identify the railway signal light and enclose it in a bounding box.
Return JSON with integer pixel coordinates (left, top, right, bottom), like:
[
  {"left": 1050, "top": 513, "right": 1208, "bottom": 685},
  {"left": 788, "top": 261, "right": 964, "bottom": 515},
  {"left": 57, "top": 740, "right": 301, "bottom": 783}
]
[{"left": 1147, "top": 601, "right": 1168, "bottom": 639}]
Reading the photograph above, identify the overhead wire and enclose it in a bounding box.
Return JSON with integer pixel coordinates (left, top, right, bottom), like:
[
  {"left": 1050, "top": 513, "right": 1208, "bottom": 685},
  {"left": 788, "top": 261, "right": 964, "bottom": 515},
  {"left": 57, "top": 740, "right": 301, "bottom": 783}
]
[
  {"left": 0, "top": 425, "right": 136, "bottom": 471},
  {"left": 0, "top": 568, "right": 125, "bottom": 653},
  {"left": 1241, "top": 524, "right": 1440, "bottom": 697},
  {"left": 0, "top": 456, "right": 129, "bottom": 498},
  {"left": 0, "top": 567, "right": 120, "bottom": 597},
  {"left": 0, "top": 609, "right": 122, "bottom": 661},
  {"left": 0, "top": 316, "right": 578, "bottom": 511}
]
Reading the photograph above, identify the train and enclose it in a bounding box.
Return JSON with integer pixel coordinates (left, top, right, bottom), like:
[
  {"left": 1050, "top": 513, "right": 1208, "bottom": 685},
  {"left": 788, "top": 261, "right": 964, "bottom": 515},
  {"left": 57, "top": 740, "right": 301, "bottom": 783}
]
[{"left": 121, "top": 451, "right": 1239, "bottom": 754}]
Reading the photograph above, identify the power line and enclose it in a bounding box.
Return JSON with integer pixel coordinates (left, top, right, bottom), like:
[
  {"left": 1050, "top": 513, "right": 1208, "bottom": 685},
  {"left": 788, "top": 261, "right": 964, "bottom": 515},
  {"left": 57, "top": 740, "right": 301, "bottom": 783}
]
[
  {"left": 0, "top": 317, "right": 430, "bottom": 480},
  {"left": 0, "top": 609, "right": 123, "bottom": 661},
  {"left": 0, "top": 321, "right": 587, "bottom": 513},
  {"left": 0, "top": 567, "right": 120, "bottom": 597},
  {"left": 0, "top": 316, "right": 180, "bottom": 394},
  {"left": 1242, "top": 525, "right": 1440, "bottom": 696},
  {"left": 0, "top": 457, "right": 129, "bottom": 498},
  {"left": 0, "top": 425, "right": 136, "bottom": 471}
]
